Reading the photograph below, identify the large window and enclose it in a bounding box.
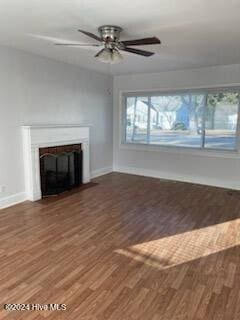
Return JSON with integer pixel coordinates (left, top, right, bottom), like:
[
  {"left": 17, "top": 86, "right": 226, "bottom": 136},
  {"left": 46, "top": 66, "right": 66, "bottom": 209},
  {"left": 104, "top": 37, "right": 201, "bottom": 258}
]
[{"left": 124, "top": 88, "right": 240, "bottom": 151}]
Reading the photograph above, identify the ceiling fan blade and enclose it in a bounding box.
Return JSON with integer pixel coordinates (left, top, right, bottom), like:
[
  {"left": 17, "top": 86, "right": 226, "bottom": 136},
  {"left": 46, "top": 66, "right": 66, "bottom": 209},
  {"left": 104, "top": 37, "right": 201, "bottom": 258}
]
[
  {"left": 121, "top": 47, "right": 154, "bottom": 57},
  {"left": 55, "top": 43, "right": 100, "bottom": 47},
  {"left": 121, "top": 37, "right": 161, "bottom": 46},
  {"left": 78, "top": 29, "right": 101, "bottom": 42}
]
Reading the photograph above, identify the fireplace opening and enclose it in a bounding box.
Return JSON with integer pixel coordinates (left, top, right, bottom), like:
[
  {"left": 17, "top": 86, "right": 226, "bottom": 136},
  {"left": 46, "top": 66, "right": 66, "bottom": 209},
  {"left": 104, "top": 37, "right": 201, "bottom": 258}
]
[{"left": 39, "top": 144, "right": 82, "bottom": 197}]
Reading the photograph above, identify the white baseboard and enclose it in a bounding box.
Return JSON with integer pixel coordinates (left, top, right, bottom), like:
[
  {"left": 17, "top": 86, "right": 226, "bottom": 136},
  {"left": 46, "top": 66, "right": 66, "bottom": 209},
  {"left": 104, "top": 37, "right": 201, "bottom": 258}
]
[
  {"left": 90, "top": 166, "right": 113, "bottom": 179},
  {"left": 0, "top": 192, "right": 27, "bottom": 210},
  {"left": 2, "top": 164, "right": 236, "bottom": 210},
  {"left": 114, "top": 165, "right": 240, "bottom": 190},
  {"left": 0, "top": 167, "right": 113, "bottom": 210}
]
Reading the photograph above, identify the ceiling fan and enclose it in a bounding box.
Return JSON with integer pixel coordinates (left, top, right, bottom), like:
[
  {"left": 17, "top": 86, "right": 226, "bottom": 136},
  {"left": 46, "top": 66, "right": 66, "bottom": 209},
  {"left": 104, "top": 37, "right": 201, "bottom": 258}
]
[{"left": 55, "top": 25, "right": 161, "bottom": 64}]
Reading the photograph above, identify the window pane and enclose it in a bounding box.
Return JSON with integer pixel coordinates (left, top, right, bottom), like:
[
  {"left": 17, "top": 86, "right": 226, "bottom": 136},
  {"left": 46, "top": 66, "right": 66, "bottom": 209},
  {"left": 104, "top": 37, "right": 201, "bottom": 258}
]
[
  {"left": 126, "top": 97, "right": 148, "bottom": 143},
  {"left": 205, "top": 92, "right": 239, "bottom": 150},
  {"left": 149, "top": 94, "right": 204, "bottom": 148},
  {"left": 125, "top": 97, "right": 135, "bottom": 141}
]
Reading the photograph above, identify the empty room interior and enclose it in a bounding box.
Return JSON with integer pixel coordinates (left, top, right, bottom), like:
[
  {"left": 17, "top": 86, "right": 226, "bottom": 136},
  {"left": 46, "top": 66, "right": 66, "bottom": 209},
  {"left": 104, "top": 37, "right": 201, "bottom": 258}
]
[{"left": 0, "top": 0, "right": 240, "bottom": 319}]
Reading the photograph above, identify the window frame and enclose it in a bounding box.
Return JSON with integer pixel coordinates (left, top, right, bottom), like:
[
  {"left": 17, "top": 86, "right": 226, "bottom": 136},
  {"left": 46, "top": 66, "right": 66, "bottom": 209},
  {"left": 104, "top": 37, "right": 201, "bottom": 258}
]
[{"left": 121, "top": 86, "right": 240, "bottom": 156}]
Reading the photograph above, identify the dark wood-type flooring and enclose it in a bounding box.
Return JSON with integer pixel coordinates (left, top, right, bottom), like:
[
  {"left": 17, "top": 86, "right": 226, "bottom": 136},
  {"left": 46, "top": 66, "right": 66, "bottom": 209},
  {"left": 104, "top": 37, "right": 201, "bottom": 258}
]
[{"left": 0, "top": 173, "right": 240, "bottom": 319}]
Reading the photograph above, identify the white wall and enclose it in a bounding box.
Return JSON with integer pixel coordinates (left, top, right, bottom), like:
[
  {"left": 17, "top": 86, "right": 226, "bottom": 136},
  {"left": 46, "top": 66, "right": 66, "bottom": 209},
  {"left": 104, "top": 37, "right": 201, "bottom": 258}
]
[
  {"left": 0, "top": 45, "right": 113, "bottom": 208},
  {"left": 113, "top": 64, "right": 240, "bottom": 190},
  {"left": 2, "top": 48, "right": 240, "bottom": 209}
]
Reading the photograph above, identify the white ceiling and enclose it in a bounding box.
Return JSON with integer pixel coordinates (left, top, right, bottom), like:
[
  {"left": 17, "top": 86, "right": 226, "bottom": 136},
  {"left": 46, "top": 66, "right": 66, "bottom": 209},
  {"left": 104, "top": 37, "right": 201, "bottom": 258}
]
[{"left": 1, "top": 0, "right": 240, "bottom": 75}]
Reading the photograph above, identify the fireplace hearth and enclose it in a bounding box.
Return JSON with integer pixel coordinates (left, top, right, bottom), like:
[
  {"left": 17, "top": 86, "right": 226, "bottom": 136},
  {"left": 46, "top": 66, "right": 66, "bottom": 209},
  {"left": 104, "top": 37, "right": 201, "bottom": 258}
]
[{"left": 39, "top": 144, "right": 82, "bottom": 197}]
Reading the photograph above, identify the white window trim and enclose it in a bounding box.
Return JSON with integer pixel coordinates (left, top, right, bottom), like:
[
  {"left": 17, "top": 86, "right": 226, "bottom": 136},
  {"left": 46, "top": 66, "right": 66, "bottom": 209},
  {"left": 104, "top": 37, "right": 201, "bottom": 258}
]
[{"left": 119, "top": 85, "right": 240, "bottom": 159}]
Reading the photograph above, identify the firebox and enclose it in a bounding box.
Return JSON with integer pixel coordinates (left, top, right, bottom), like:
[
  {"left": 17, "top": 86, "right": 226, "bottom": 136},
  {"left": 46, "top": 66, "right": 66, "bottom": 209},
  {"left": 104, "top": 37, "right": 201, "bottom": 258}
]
[{"left": 39, "top": 144, "right": 82, "bottom": 197}]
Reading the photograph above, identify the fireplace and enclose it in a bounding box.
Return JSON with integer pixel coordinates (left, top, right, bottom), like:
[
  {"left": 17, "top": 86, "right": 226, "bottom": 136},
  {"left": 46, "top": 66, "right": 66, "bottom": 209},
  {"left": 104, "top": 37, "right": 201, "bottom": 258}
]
[
  {"left": 22, "top": 125, "right": 90, "bottom": 201},
  {"left": 39, "top": 144, "right": 83, "bottom": 197}
]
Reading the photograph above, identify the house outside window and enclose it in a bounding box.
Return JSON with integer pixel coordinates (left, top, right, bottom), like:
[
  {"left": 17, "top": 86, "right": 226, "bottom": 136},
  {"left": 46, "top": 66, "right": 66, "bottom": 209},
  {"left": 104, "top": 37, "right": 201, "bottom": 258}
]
[{"left": 123, "top": 88, "right": 240, "bottom": 151}]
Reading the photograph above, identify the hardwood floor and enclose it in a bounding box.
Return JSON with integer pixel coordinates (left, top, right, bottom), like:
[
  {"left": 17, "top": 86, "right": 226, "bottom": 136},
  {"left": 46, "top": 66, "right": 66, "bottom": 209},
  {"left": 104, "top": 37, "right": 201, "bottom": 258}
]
[{"left": 0, "top": 172, "right": 240, "bottom": 320}]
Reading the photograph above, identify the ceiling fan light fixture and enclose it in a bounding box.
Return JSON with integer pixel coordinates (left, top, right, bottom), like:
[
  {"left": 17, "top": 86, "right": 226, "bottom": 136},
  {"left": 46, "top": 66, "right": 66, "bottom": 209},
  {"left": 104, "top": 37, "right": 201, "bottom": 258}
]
[
  {"left": 96, "top": 47, "right": 123, "bottom": 64},
  {"left": 95, "top": 47, "right": 112, "bottom": 63},
  {"left": 111, "top": 49, "right": 123, "bottom": 64}
]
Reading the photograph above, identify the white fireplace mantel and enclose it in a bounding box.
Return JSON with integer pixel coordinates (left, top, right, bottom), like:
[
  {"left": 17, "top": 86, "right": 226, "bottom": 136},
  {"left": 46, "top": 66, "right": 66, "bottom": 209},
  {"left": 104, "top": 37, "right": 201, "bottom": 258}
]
[{"left": 22, "top": 125, "right": 90, "bottom": 201}]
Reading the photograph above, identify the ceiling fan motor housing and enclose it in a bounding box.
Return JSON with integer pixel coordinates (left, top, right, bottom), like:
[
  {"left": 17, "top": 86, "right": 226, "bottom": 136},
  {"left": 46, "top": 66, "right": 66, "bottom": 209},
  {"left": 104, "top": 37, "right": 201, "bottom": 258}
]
[{"left": 98, "top": 25, "right": 122, "bottom": 43}]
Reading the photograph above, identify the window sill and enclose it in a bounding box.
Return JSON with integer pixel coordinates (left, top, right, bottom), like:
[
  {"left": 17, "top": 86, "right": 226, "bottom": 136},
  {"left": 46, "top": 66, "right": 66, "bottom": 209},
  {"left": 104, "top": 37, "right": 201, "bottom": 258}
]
[{"left": 119, "top": 142, "right": 240, "bottom": 159}]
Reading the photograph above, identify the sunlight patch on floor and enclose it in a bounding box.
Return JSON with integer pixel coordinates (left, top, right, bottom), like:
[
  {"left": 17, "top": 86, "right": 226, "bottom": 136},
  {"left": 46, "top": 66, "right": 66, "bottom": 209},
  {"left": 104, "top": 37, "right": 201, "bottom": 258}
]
[{"left": 115, "top": 219, "right": 240, "bottom": 269}]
